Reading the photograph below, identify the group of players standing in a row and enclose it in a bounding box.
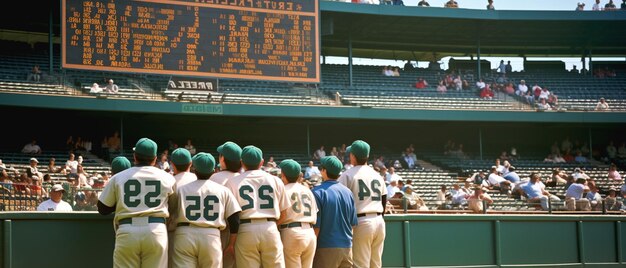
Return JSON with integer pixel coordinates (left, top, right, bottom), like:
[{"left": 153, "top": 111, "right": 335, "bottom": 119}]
[{"left": 97, "top": 137, "right": 387, "bottom": 268}]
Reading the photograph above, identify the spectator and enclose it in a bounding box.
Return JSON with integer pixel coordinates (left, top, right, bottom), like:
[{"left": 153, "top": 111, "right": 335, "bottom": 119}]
[
  {"left": 27, "top": 65, "right": 42, "bottom": 82},
  {"left": 487, "top": 167, "right": 513, "bottom": 194},
  {"left": 471, "top": 171, "right": 488, "bottom": 186},
  {"left": 47, "top": 158, "right": 62, "bottom": 173},
  {"left": 486, "top": 0, "right": 495, "bottom": 10},
  {"left": 450, "top": 183, "right": 468, "bottom": 207},
  {"left": 330, "top": 146, "right": 339, "bottom": 157},
  {"left": 338, "top": 144, "right": 347, "bottom": 162},
  {"left": 444, "top": 0, "right": 458, "bottom": 8},
  {"left": 536, "top": 99, "right": 551, "bottom": 111},
  {"left": 403, "top": 61, "right": 414, "bottom": 71},
  {"left": 157, "top": 153, "right": 170, "bottom": 172},
  {"left": 572, "top": 167, "right": 591, "bottom": 181},
  {"left": 595, "top": 97, "right": 610, "bottom": 111},
  {"left": 605, "top": 187, "right": 623, "bottom": 211},
  {"left": 605, "top": 0, "right": 617, "bottom": 9},
  {"left": 402, "top": 149, "right": 416, "bottom": 169},
  {"left": 386, "top": 179, "right": 400, "bottom": 198},
  {"left": 374, "top": 156, "right": 385, "bottom": 170},
  {"left": 586, "top": 184, "right": 602, "bottom": 211},
  {"left": 313, "top": 146, "right": 326, "bottom": 160},
  {"left": 107, "top": 131, "right": 121, "bottom": 156},
  {"left": 593, "top": 0, "right": 602, "bottom": 10},
  {"left": 436, "top": 80, "right": 447, "bottom": 93},
  {"left": 565, "top": 178, "right": 591, "bottom": 211},
  {"left": 607, "top": 141, "right": 618, "bottom": 160},
  {"left": 476, "top": 79, "right": 486, "bottom": 89},
  {"left": 523, "top": 173, "right": 560, "bottom": 211},
  {"left": 571, "top": 65, "right": 580, "bottom": 73},
  {"left": 617, "top": 142, "right": 626, "bottom": 159},
  {"left": 504, "top": 83, "right": 514, "bottom": 95},
  {"left": 37, "top": 184, "right": 73, "bottom": 211},
  {"left": 21, "top": 140, "right": 42, "bottom": 155},
  {"left": 608, "top": 164, "right": 623, "bottom": 181},
  {"left": 503, "top": 166, "right": 520, "bottom": 184},
  {"left": 574, "top": 151, "right": 588, "bottom": 163},
  {"left": 105, "top": 79, "right": 119, "bottom": 93},
  {"left": 392, "top": 67, "right": 401, "bottom": 77},
  {"left": 417, "top": 0, "right": 429, "bottom": 6},
  {"left": 89, "top": 83, "right": 103, "bottom": 93},
  {"left": 622, "top": 0, "right": 626, "bottom": 9},
  {"left": 414, "top": 78, "right": 428, "bottom": 89},
  {"left": 77, "top": 165, "right": 93, "bottom": 188},
  {"left": 436, "top": 184, "right": 451, "bottom": 209},
  {"left": 480, "top": 85, "right": 494, "bottom": 99},
  {"left": 404, "top": 185, "right": 428, "bottom": 210},
  {"left": 27, "top": 158, "right": 43, "bottom": 181},
  {"left": 184, "top": 139, "right": 196, "bottom": 155},
  {"left": 547, "top": 168, "right": 568, "bottom": 186},
  {"left": 467, "top": 186, "right": 493, "bottom": 213},
  {"left": 576, "top": 2, "right": 585, "bottom": 10},
  {"left": 497, "top": 60, "right": 506, "bottom": 76},
  {"left": 387, "top": 167, "right": 402, "bottom": 183},
  {"left": 382, "top": 66, "right": 393, "bottom": 77},
  {"left": 265, "top": 156, "right": 277, "bottom": 169},
  {"left": 304, "top": 161, "right": 321, "bottom": 181},
  {"left": 453, "top": 76, "right": 462, "bottom": 91}
]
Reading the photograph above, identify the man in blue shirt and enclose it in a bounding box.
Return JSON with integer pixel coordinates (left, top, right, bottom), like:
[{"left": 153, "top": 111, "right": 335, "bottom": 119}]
[
  {"left": 522, "top": 173, "right": 560, "bottom": 211},
  {"left": 312, "top": 156, "right": 357, "bottom": 268}
]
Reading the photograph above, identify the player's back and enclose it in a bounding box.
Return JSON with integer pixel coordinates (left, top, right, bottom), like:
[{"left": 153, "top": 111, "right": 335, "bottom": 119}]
[
  {"left": 210, "top": 170, "right": 239, "bottom": 186},
  {"left": 338, "top": 165, "right": 386, "bottom": 214},
  {"left": 174, "top": 171, "right": 197, "bottom": 188},
  {"left": 100, "top": 166, "right": 176, "bottom": 224},
  {"left": 172, "top": 179, "right": 241, "bottom": 229},
  {"left": 282, "top": 183, "right": 317, "bottom": 225},
  {"left": 226, "top": 169, "right": 288, "bottom": 220}
]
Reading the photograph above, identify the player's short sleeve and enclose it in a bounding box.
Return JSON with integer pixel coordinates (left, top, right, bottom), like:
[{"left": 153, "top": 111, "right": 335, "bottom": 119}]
[
  {"left": 223, "top": 188, "right": 242, "bottom": 218},
  {"left": 275, "top": 177, "right": 291, "bottom": 211},
  {"left": 98, "top": 177, "right": 117, "bottom": 207}
]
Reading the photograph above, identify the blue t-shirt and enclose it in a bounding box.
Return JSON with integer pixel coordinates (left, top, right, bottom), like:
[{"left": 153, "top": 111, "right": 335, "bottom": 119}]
[
  {"left": 312, "top": 180, "right": 358, "bottom": 249},
  {"left": 523, "top": 182, "right": 544, "bottom": 199},
  {"left": 503, "top": 172, "right": 521, "bottom": 183}
]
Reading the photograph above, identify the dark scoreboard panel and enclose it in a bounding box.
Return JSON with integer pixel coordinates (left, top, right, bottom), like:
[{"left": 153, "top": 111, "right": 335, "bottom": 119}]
[{"left": 62, "top": 0, "right": 319, "bottom": 82}]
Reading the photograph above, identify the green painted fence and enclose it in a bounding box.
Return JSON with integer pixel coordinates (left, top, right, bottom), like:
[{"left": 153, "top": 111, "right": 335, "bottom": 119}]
[{"left": 0, "top": 213, "right": 625, "bottom": 268}]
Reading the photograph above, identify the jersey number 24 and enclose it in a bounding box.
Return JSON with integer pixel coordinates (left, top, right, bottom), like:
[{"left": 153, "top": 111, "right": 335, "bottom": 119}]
[{"left": 357, "top": 179, "right": 382, "bottom": 201}]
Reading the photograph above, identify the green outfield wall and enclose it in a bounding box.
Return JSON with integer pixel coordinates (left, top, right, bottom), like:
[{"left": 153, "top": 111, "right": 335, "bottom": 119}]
[{"left": 0, "top": 213, "right": 625, "bottom": 268}]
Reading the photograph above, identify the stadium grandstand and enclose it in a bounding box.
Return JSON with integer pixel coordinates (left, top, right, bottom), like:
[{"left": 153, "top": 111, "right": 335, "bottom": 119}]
[{"left": 0, "top": 0, "right": 626, "bottom": 267}]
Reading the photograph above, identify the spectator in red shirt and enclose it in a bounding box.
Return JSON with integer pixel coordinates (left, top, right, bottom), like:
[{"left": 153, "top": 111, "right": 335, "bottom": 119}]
[
  {"left": 504, "top": 83, "right": 515, "bottom": 95},
  {"left": 414, "top": 78, "right": 428, "bottom": 89},
  {"left": 480, "top": 85, "right": 494, "bottom": 99}
]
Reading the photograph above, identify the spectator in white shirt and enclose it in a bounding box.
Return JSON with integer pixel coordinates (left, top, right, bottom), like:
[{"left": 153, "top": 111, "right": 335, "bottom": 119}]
[
  {"left": 593, "top": 0, "right": 601, "bottom": 10},
  {"left": 21, "top": 140, "right": 42, "bottom": 155},
  {"left": 476, "top": 79, "right": 486, "bottom": 89},
  {"left": 565, "top": 178, "right": 591, "bottom": 211},
  {"left": 65, "top": 153, "right": 79, "bottom": 177},
  {"left": 37, "top": 184, "right": 73, "bottom": 211},
  {"left": 105, "top": 79, "right": 119, "bottom": 93},
  {"left": 516, "top": 80, "right": 528, "bottom": 96},
  {"left": 89, "top": 83, "right": 103, "bottom": 93},
  {"left": 488, "top": 167, "right": 513, "bottom": 194},
  {"left": 313, "top": 146, "right": 326, "bottom": 160},
  {"left": 595, "top": 98, "right": 610, "bottom": 111},
  {"left": 386, "top": 167, "right": 402, "bottom": 183},
  {"left": 184, "top": 139, "right": 196, "bottom": 155}
]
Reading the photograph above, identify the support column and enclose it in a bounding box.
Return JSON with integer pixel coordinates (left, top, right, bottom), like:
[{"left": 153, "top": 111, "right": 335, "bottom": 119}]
[
  {"left": 479, "top": 128, "right": 483, "bottom": 161},
  {"left": 348, "top": 37, "right": 353, "bottom": 87},
  {"left": 477, "top": 39, "right": 481, "bottom": 81},
  {"left": 306, "top": 124, "right": 311, "bottom": 158},
  {"left": 49, "top": 9, "right": 54, "bottom": 75},
  {"left": 120, "top": 116, "right": 125, "bottom": 155}
]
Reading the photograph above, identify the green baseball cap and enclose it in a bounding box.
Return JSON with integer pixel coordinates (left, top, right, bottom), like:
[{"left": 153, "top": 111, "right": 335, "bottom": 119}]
[
  {"left": 279, "top": 159, "right": 301, "bottom": 179},
  {"left": 133, "top": 137, "right": 157, "bottom": 157},
  {"left": 171, "top": 148, "right": 192, "bottom": 165},
  {"left": 320, "top": 156, "right": 343, "bottom": 177},
  {"left": 192, "top": 152, "right": 216, "bottom": 174},
  {"left": 241, "top": 145, "right": 263, "bottom": 166},
  {"left": 111, "top": 156, "right": 131, "bottom": 174},
  {"left": 217, "top": 141, "right": 242, "bottom": 162},
  {"left": 349, "top": 140, "right": 370, "bottom": 159}
]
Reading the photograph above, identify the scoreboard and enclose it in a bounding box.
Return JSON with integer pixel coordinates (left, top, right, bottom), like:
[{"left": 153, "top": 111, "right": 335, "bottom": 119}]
[{"left": 62, "top": 0, "right": 319, "bottom": 82}]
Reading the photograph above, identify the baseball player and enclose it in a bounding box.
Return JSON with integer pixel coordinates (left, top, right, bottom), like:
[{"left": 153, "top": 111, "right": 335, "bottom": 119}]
[
  {"left": 97, "top": 137, "right": 176, "bottom": 268},
  {"left": 338, "top": 140, "right": 387, "bottom": 268},
  {"left": 170, "top": 152, "right": 241, "bottom": 268},
  {"left": 225, "top": 145, "right": 290, "bottom": 268},
  {"left": 312, "top": 156, "right": 358, "bottom": 268},
  {"left": 277, "top": 159, "right": 318, "bottom": 268},
  {"left": 209, "top": 141, "right": 243, "bottom": 268},
  {"left": 111, "top": 156, "right": 131, "bottom": 175},
  {"left": 167, "top": 148, "right": 196, "bottom": 268}
]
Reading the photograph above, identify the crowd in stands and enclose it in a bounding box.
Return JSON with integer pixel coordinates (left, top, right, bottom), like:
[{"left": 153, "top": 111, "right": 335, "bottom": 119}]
[
  {"left": 89, "top": 79, "right": 119, "bottom": 94},
  {"left": 585, "top": 0, "right": 626, "bottom": 10}
]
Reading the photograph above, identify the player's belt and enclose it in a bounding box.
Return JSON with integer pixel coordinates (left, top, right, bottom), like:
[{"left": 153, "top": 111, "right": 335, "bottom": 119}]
[
  {"left": 118, "top": 217, "right": 165, "bottom": 225},
  {"left": 240, "top": 218, "right": 276, "bottom": 224},
  {"left": 357, "top": 212, "right": 383, "bottom": 218},
  {"left": 278, "top": 222, "right": 311, "bottom": 229},
  {"left": 176, "top": 222, "right": 217, "bottom": 228}
]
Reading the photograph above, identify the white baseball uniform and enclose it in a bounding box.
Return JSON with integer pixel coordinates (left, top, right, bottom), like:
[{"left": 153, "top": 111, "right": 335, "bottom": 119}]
[
  {"left": 170, "top": 179, "right": 241, "bottom": 268},
  {"left": 98, "top": 166, "right": 176, "bottom": 268},
  {"left": 225, "top": 169, "right": 290, "bottom": 268},
  {"left": 279, "top": 182, "right": 318, "bottom": 268},
  {"left": 167, "top": 171, "right": 197, "bottom": 268},
  {"left": 338, "top": 165, "right": 387, "bottom": 268},
  {"left": 209, "top": 170, "right": 240, "bottom": 268}
]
